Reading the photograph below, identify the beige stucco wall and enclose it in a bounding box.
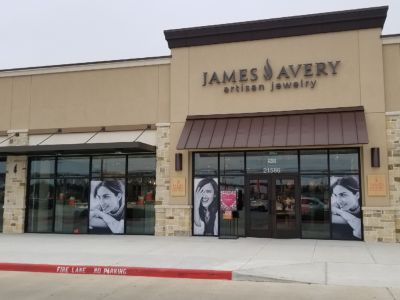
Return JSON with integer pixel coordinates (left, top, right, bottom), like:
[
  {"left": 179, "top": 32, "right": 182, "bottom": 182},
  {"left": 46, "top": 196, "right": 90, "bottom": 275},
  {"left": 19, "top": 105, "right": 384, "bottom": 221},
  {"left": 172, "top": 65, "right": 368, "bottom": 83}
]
[
  {"left": 383, "top": 43, "right": 400, "bottom": 112},
  {"left": 170, "top": 28, "right": 390, "bottom": 208},
  {"left": 169, "top": 122, "right": 191, "bottom": 205},
  {"left": 362, "top": 113, "right": 389, "bottom": 206},
  {"left": 171, "top": 29, "right": 385, "bottom": 122},
  {"left": 0, "top": 77, "right": 12, "bottom": 130},
  {"left": 0, "top": 64, "right": 170, "bottom": 131}
]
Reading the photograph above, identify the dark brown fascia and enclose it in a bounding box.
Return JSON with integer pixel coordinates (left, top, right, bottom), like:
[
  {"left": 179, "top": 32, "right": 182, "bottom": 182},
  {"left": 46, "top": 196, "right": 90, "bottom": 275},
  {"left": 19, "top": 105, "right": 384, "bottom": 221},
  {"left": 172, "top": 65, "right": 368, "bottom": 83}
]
[
  {"left": 164, "top": 6, "right": 388, "bottom": 48},
  {"left": 186, "top": 106, "right": 365, "bottom": 121},
  {"left": 381, "top": 33, "right": 400, "bottom": 38}
]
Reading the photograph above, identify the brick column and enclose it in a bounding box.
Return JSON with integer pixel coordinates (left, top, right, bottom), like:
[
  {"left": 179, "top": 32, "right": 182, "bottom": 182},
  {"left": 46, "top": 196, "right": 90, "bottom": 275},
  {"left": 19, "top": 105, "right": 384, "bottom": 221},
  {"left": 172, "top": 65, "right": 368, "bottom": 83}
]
[
  {"left": 154, "top": 123, "right": 171, "bottom": 236},
  {"left": 386, "top": 113, "right": 400, "bottom": 242},
  {"left": 3, "top": 130, "right": 28, "bottom": 234},
  {"left": 163, "top": 205, "right": 191, "bottom": 236},
  {"left": 362, "top": 113, "right": 400, "bottom": 243},
  {"left": 154, "top": 124, "right": 191, "bottom": 236},
  {"left": 363, "top": 208, "right": 396, "bottom": 242}
]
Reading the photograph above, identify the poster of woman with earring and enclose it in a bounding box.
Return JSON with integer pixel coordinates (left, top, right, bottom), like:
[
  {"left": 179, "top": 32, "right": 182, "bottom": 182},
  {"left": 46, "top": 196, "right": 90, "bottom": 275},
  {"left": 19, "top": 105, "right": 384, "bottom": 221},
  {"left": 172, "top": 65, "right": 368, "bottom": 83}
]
[
  {"left": 193, "top": 177, "right": 218, "bottom": 236},
  {"left": 330, "top": 175, "right": 362, "bottom": 240}
]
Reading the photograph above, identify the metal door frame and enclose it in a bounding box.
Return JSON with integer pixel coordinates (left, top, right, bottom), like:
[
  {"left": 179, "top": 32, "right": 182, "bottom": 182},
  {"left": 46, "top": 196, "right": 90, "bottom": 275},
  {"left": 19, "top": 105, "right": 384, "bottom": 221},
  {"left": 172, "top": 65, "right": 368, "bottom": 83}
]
[
  {"left": 245, "top": 173, "right": 300, "bottom": 238},
  {"left": 272, "top": 174, "right": 301, "bottom": 238}
]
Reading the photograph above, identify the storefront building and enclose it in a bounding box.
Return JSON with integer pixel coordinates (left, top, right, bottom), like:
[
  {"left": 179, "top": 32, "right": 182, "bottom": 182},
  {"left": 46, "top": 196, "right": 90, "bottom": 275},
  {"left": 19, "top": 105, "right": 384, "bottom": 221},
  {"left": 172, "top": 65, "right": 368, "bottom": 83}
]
[{"left": 0, "top": 6, "right": 399, "bottom": 242}]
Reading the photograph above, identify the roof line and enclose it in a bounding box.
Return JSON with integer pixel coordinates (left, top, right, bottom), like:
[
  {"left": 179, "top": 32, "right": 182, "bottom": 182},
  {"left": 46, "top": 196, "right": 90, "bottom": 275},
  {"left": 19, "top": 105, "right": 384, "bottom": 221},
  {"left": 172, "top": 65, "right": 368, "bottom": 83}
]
[
  {"left": 164, "top": 6, "right": 388, "bottom": 49},
  {"left": 381, "top": 33, "right": 400, "bottom": 38},
  {"left": 0, "top": 55, "right": 171, "bottom": 73}
]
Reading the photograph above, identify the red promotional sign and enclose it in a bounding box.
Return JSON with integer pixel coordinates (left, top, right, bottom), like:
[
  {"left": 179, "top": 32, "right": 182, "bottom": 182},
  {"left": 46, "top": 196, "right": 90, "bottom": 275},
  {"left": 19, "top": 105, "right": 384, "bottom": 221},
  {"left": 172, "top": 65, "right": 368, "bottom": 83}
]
[{"left": 220, "top": 191, "right": 237, "bottom": 212}]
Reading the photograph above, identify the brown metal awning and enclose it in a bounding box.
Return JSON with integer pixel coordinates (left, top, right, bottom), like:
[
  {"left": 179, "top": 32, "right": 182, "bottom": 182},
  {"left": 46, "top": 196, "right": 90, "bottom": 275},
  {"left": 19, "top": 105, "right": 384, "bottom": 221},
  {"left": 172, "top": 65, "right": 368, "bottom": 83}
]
[
  {"left": 177, "top": 107, "right": 368, "bottom": 150},
  {"left": 0, "top": 130, "right": 157, "bottom": 155},
  {"left": 0, "top": 142, "right": 155, "bottom": 155}
]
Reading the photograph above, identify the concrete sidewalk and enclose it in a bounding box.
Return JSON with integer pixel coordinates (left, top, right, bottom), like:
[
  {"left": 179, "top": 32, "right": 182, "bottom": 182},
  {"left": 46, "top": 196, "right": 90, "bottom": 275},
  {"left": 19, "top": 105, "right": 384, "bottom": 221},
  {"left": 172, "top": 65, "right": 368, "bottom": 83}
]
[{"left": 0, "top": 234, "right": 399, "bottom": 288}]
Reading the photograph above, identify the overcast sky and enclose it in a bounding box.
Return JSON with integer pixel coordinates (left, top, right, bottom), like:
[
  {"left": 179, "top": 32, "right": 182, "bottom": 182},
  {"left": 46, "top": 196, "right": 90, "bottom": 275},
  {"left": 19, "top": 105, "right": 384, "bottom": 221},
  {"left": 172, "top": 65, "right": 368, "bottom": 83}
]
[{"left": 0, "top": 0, "right": 398, "bottom": 70}]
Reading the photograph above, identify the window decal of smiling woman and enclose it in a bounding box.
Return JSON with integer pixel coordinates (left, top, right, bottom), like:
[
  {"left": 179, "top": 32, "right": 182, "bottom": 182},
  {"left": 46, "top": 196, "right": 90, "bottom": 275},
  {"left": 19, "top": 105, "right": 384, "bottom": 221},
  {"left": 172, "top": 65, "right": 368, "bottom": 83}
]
[
  {"left": 330, "top": 176, "right": 362, "bottom": 240},
  {"left": 89, "top": 180, "right": 125, "bottom": 234},
  {"left": 193, "top": 177, "right": 218, "bottom": 236}
]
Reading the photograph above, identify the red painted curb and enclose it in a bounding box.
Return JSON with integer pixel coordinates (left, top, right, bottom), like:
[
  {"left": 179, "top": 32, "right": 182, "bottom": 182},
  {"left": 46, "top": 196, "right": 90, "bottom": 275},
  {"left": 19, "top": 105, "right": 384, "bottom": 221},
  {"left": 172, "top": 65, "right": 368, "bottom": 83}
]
[{"left": 0, "top": 263, "right": 232, "bottom": 280}]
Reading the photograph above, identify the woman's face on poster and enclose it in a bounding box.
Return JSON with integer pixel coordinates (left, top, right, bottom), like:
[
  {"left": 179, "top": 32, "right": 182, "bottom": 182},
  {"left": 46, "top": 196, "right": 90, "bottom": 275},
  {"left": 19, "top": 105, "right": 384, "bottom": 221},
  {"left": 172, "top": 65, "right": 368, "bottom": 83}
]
[
  {"left": 96, "top": 186, "right": 121, "bottom": 214},
  {"left": 331, "top": 184, "right": 359, "bottom": 211},
  {"left": 199, "top": 183, "right": 214, "bottom": 208}
]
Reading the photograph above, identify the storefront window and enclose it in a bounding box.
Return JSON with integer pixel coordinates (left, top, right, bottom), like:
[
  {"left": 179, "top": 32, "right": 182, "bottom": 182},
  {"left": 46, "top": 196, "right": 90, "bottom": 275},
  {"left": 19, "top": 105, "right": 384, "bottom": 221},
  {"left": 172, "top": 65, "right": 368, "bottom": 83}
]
[
  {"left": 27, "top": 178, "right": 55, "bottom": 233},
  {"left": 246, "top": 151, "right": 298, "bottom": 174},
  {"left": 27, "top": 158, "right": 56, "bottom": 233},
  {"left": 26, "top": 153, "right": 156, "bottom": 235},
  {"left": 126, "top": 154, "right": 156, "bottom": 235},
  {"left": 300, "top": 175, "right": 330, "bottom": 239},
  {"left": 57, "top": 157, "right": 90, "bottom": 177},
  {"left": 126, "top": 177, "right": 155, "bottom": 234},
  {"left": 30, "top": 157, "right": 55, "bottom": 178},
  {"left": 192, "top": 148, "right": 361, "bottom": 241},
  {"left": 53, "top": 156, "right": 90, "bottom": 233},
  {"left": 220, "top": 152, "right": 244, "bottom": 175},
  {"left": 92, "top": 156, "right": 126, "bottom": 178},
  {"left": 128, "top": 155, "right": 156, "bottom": 175},
  {"left": 0, "top": 159, "right": 6, "bottom": 232},
  {"left": 300, "top": 150, "right": 328, "bottom": 173},
  {"left": 55, "top": 178, "right": 89, "bottom": 234},
  {"left": 329, "top": 149, "right": 359, "bottom": 174},
  {"left": 194, "top": 153, "right": 218, "bottom": 176}
]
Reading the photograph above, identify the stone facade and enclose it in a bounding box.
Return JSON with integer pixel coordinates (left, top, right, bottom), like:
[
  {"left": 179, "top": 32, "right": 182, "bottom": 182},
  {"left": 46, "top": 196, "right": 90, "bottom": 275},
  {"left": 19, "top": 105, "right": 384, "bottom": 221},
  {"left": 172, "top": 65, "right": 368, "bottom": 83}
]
[
  {"left": 154, "top": 123, "right": 192, "bottom": 236},
  {"left": 154, "top": 123, "right": 171, "bottom": 236},
  {"left": 156, "top": 205, "right": 191, "bottom": 236},
  {"left": 363, "top": 207, "right": 397, "bottom": 242},
  {"left": 2, "top": 130, "right": 29, "bottom": 234},
  {"left": 362, "top": 113, "right": 400, "bottom": 243},
  {"left": 386, "top": 113, "right": 400, "bottom": 242}
]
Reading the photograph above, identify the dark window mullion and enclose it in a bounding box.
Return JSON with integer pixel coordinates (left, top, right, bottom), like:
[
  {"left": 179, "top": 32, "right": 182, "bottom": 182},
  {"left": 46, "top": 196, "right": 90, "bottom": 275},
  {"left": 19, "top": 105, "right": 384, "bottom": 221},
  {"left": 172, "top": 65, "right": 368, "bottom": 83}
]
[
  {"left": 87, "top": 156, "right": 93, "bottom": 234},
  {"left": 328, "top": 149, "right": 332, "bottom": 239},
  {"left": 124, "top": 154, "right": 128, "bottom": 234},
  {"left": 52, "top": 156, "right": 58, "bottom": 233}
]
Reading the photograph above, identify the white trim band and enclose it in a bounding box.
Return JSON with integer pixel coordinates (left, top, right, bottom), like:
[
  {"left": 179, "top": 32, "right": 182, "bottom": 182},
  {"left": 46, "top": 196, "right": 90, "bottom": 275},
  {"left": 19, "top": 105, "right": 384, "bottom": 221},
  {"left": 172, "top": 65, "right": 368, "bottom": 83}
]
[
  {"left": 386, "top": 111, "right": 400, "bottom": 116},
  {"left": 382, "top": 36, "right": 400, "bottom": 45}
]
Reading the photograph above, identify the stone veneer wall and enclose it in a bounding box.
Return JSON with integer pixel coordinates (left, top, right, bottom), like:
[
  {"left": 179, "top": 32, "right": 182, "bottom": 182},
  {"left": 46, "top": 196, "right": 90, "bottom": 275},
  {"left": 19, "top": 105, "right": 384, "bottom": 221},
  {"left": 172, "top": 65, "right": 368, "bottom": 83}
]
[
  {"left": 362, "top": 113, "right": 400, "bottom": 243},
  {"left": 156, "top": 205, "right": 191, "bottom": 236},
  {"left": 2, "top": 130, "right": 28, "bottom": 234},
  {"left": 363, "top": 207, "right": 396, "bottom": 242},
  {"left": 154, "top": 123, "right": 170, "bottom": 236},
  {"left": 154, "top": 123, "right": 191, "bottom": 236},
  {"left": 386, "top": 113, "right": 400, "bottom": 242}
]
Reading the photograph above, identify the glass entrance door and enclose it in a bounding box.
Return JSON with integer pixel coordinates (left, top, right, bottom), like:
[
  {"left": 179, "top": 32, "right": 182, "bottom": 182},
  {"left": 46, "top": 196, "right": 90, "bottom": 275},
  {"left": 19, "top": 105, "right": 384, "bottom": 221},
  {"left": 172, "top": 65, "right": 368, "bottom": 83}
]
[
  {"left": 247, "top": 175, "right": 271, "bottom": 237},
  {"left": 246, "top": 174, "right": 299, "bottom": 238}
]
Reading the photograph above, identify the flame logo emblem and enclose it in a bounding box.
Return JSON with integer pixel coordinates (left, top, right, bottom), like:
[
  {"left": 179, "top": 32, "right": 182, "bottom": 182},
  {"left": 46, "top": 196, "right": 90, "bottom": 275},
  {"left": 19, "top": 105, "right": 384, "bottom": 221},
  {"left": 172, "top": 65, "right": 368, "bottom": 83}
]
[{"left": 263, "top": 59, "right": 273, "bottom": 80}]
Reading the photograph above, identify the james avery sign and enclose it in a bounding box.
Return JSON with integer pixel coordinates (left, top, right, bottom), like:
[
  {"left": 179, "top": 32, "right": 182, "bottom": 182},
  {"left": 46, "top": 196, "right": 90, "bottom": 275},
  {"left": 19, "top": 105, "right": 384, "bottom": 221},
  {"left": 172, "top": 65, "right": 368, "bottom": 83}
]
[{"left": 201, "top": 59, "right": 340, "bottom": 94}]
